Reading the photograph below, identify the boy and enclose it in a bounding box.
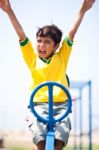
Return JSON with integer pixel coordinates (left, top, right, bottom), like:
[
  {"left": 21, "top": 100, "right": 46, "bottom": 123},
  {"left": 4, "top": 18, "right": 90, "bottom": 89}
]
[{"left": 0, "top": 0, "right": 95, "bottom": 150}]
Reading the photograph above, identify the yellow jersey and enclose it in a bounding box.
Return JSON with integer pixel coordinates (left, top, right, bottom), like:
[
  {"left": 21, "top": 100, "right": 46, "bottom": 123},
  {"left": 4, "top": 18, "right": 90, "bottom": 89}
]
[{"left": 20, "top": 37, "right": 73, "bottom": 102}]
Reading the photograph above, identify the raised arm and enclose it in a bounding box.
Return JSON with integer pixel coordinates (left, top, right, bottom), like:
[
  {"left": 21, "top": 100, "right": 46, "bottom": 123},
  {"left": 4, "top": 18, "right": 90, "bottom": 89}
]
[
  {"left": 0, "top": 0, "right": 26, "bottom": 41},
  {"left": 68, "top": 0, "right": 95, "bottom": 42}
]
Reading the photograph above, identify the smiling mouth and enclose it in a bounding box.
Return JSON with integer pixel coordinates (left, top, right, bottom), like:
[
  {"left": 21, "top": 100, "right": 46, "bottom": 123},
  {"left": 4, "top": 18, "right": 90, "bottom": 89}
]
[{"left": 39, "top": 50, "right": 46, "bottom": 54}]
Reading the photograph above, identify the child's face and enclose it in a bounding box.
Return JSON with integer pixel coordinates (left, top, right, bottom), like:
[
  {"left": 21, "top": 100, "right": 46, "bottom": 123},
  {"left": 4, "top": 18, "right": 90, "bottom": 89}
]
[{"left": 36, "top": 36, "right": 57, "bottom": 59}]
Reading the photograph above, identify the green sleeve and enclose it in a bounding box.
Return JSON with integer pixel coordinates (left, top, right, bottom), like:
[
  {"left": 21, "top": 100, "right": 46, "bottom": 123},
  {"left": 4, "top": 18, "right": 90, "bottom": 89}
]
[
  {"left": 64, "top": 37, "right": 73, "bottom": 47},
  {"left": 19, "top": 37, "right": 29, "bottom": 46}
]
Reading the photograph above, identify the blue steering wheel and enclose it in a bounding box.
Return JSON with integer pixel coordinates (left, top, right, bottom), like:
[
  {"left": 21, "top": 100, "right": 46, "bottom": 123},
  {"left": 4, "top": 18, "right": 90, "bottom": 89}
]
[{"left": 30, "top": 81, "right": 72, "bottom": 132}]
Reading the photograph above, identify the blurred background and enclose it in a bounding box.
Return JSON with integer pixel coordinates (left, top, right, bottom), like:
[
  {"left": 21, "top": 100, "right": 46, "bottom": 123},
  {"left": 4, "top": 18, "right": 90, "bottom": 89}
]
[{"left": 0, "top": 0, "right": 99, "bottom": 149}]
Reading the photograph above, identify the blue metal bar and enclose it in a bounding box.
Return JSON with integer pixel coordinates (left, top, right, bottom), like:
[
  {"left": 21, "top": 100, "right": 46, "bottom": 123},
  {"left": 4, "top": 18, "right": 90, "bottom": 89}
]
[
  {"left": 48, "top": 84, "right": 54, "bottom": 132},
  {"left": 45, "top": 132, "right": 55, "bottom": 150},
  {"left": 73, "top": 100, "right": 77, "bottom": 150},
  {"left": 46, "top": 83, "right": 54, "bottom": 150},
  {"left": 88, "top": 81, "right": 92, "bottom": 150},
  {"left": 79, "top": 89, "right": 83, "bottom": 150}
]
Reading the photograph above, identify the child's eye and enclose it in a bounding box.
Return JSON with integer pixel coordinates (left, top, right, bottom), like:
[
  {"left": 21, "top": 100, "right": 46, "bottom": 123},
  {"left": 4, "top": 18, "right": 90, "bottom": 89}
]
[
  {"left": 37, "top": 39, "right": 42, "bottom": 43},
  {"left": 45, "top": 40, "right": 50, "bottom": 44}
]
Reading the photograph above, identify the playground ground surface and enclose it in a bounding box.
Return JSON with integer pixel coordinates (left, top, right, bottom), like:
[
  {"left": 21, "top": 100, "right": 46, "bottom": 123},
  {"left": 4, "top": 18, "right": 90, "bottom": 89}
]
[
  {"left": 0, "top": 129, "right": 99, "bottom": 150},
  {"left": 3, "top": 144, "right": 99, "bottom": 150}
]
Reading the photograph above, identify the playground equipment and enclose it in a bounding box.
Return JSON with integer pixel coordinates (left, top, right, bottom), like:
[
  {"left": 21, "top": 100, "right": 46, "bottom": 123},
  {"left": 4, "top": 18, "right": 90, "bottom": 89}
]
[
  {"left": 70, "top": 81, "right": 92, "bottom": 150},
  {"left": 30, "top": 81, "right": 72, "bottom": 150}
]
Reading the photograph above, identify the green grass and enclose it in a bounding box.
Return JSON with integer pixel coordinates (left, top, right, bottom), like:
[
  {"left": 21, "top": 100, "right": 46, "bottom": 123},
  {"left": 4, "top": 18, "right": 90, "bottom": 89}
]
[
  {"left": 63, "top": 144, "right": 99, "bottom": 150},
  {"left": 7, "top": 144, "right": 99, "bottom": 150},
  {"left": 8, "top": 148, "right": 29, "bottom": 150}
]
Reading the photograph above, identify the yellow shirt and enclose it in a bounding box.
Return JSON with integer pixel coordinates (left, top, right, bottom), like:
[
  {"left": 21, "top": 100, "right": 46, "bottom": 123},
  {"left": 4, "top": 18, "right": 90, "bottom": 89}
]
[{"left": 20, "top": 37, "right": 73, "bottom": 102}]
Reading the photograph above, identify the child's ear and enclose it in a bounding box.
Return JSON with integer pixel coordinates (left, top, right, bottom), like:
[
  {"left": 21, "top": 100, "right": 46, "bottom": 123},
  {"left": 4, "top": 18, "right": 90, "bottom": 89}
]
[{"left": 54, "top": 43, "right": 60, "bottom": 50}]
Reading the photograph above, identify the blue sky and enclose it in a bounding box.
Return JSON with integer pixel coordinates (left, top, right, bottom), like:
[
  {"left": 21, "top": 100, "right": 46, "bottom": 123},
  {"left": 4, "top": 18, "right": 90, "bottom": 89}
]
[{"left": 0, "top": 0, "right": 99, "bottom": 131}]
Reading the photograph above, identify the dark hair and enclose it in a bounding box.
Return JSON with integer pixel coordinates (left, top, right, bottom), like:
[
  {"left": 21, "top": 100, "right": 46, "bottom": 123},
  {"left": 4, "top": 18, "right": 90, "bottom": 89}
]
[{"left": 36, "top": 24, "right": 62, "bottom": 44}]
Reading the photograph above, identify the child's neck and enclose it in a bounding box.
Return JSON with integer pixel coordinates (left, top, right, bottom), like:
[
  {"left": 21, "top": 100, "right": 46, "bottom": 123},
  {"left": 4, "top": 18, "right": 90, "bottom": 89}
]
[{"left": 39, "top": 53, "right": 54, "bottom": 64}]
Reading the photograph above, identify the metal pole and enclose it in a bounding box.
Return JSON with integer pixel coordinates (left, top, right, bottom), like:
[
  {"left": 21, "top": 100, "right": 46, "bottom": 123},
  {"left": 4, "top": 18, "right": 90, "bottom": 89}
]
[
  {"left": 79, "top": 89, "right": 83, "bottom": 150},
  {"left": 88, "top": 81, "right": 92, "bottom": 150},
  {"left": 74, "top": 100, "right": 77, "bottom": 150}
]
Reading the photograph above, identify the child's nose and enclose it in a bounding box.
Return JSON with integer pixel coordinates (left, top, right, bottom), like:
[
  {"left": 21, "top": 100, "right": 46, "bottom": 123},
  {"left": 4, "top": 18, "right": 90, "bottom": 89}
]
[{"left": 40, "top": 42, "right": 46, "bottom": 48}]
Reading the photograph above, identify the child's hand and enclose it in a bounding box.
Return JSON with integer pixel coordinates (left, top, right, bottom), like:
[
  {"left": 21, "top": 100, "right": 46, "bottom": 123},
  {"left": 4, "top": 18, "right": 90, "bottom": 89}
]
[
  {"left": 0, "top": 0, "right": 11, "bottom": 13},
  {"left": 81, "top": 0, "right": 95, "bottom": 12},
  {"left": 0, "top": 0, "right": 26, "bottom": 40}
]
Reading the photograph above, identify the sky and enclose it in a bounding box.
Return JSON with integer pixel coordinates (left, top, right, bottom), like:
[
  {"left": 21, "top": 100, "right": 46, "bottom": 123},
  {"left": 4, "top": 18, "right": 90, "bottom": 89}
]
[{"left": 0, "top": 0, "right": 99, "bottom": 132}]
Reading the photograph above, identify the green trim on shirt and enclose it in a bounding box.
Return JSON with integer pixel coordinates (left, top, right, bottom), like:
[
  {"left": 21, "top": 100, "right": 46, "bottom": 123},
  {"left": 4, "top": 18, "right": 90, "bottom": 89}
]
[
  {"left": 20, "top": 37, "right": 29, "bottom": 46},
  {"left": 65, "top": 37, "right": 73, "bottom": 47},
  {"left": 40, "top": 57, "right": 52, "bottom": 64}
]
